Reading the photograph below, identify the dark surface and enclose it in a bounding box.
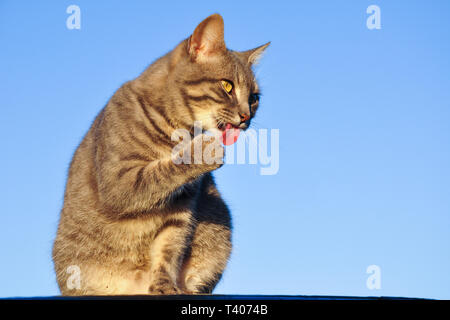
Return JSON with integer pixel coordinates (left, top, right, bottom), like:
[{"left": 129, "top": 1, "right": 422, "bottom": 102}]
[
  {"left": 1, "top": 294, "right": 428, "bottom": 300},
  {"left": 1, "top": 294, "right": 441, "bottom": 318}
]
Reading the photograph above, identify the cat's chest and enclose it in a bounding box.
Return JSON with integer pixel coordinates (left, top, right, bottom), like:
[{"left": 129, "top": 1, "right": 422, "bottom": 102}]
[{"left": 168, "top": 176, "right": 204, "bottom": 204}]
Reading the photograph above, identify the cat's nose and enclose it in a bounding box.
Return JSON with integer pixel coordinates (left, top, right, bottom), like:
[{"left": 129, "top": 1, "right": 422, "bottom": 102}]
[{"left": 238, "top": 112, "right": 250, "bottom": 124}]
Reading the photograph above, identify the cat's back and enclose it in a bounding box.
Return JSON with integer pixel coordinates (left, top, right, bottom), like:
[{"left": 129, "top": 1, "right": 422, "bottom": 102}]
[{"left": 62, "top": 107, "right": 105, "bottom": 212}]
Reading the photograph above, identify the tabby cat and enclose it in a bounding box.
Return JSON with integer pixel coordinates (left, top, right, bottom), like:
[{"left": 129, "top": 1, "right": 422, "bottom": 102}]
[{"left": 52, "top": 13, "right": 269, "bottom": 295}]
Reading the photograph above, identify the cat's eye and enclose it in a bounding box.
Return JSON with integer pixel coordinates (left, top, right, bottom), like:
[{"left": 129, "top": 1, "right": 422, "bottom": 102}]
[{"left": 221, "top": 80, "right": 233, "bottom": 94}]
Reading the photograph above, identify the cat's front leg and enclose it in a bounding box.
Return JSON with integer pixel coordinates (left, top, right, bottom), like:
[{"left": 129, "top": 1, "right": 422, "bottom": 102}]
[
  {"left": 146, "top": 134, "right": 225, "bottom": 295},
  {"left": 178, "top": 175, "right": 232, "bottom": 294},
  {"left": 147, "top": 210, "right": 195, "bottom": 295}
]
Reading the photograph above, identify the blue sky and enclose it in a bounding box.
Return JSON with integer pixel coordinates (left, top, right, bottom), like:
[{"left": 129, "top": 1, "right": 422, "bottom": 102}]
[{"left": 1, "top": 0, "right": 449, "bottom": 299}]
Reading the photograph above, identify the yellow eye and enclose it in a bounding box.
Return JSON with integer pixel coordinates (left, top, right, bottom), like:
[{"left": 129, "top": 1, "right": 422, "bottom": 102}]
[{"left": 221, "top": 80, "right": 233, "bottom": 93}]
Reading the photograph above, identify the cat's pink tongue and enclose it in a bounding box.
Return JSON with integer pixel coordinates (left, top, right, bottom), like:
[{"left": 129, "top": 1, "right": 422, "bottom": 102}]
[{"left": 221, "top": 123, "right": 240, "bottom": 146}]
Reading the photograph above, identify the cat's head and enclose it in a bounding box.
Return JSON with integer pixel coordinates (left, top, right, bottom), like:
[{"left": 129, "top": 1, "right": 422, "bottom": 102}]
[{"left": 171, "top": 14, "right": 269, "bottom": 133}]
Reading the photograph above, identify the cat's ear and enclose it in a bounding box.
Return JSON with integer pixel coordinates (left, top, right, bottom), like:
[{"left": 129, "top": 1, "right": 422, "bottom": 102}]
[
  {"left": 239, "top": 42, "right": 271, "bottom": 65},
  {"left": 188, "top": 14, "right": 226, "bottom": 61}
]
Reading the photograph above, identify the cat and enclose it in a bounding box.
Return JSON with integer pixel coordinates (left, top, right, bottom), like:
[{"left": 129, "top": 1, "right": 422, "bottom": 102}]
[{"left": 52, "top": 13, "right": 269, "bottom": 295}]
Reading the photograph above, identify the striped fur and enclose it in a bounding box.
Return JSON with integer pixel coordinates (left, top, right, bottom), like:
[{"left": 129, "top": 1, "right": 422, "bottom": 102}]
[{"left": 53, "top": 14, "right": 269, "bottom": 295}]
